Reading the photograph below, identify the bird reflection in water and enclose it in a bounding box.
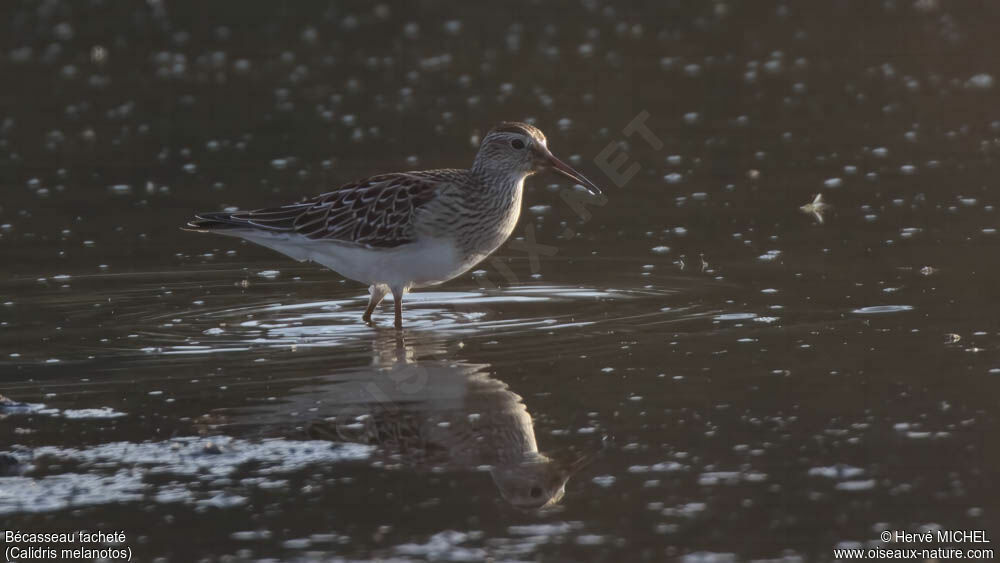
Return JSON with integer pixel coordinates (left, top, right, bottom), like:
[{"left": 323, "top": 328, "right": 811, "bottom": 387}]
[{"left": 301, "top": 332, "right": 597, "bottom": 510}]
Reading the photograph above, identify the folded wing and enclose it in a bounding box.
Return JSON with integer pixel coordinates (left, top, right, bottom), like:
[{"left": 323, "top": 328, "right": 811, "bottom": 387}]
[{"left": 187, "top": 172, "right": 443, "bottom": 248}]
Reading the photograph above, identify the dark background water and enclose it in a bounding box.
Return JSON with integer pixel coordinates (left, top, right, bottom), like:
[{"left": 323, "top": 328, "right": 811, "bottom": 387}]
[{"left": 2, "top": 1, "right": 999, "bottom": 561}]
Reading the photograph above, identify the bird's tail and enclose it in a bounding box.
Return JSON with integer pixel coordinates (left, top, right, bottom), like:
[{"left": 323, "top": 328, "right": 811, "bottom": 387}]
[{"left": 182, "top": 212, "right": 250, "bottom": 232}]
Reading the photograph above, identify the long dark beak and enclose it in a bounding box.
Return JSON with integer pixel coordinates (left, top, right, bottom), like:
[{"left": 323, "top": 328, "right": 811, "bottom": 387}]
[{"left": 542, "top": 148, "right": 603, "bottom": 197}]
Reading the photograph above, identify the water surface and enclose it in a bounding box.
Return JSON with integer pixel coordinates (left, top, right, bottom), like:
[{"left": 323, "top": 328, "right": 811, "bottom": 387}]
[{"left": 2, "top": 1, "right": 999, "bottom": 561}]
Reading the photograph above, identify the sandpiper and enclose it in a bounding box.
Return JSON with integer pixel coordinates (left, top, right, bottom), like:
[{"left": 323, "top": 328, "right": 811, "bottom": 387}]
[{"left": 185, "top": 122, "right": 602, "bottom": 328}]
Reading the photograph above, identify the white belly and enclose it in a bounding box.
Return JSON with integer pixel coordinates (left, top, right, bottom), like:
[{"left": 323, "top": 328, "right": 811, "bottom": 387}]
[{"left": 237, "top": 232, "right": 469, "bottom": 290}]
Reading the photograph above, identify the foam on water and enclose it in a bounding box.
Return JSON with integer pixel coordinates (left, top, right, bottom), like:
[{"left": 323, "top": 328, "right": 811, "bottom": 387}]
[{"left": 1, "top": 436, "right": 372, "bottom": 516}]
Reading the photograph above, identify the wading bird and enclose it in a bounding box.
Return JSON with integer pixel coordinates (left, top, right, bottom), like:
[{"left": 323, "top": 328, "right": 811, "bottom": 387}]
[{"left": 185, "top": 122, "right": 602, "bottom": 328}]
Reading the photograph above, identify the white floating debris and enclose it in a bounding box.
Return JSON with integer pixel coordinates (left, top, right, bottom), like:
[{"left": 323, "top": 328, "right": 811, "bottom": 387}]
[
  {"left": 836, "top": 479, "right": 876, "bottom": 491},
  {"left": 808, "top": 465, "right": 865, "bottom": 479},
  {"left": 852, "top": 305, "right": 914, "bottom": 314},
  {"left": 575, "top": 535, "right": 606, "bottom": 546},
  {"left": 758, "top": 250, "right": 782, "bottom": 261},
  {"left": 61, "top": 407, "right": 127, "bottom": 419},
  {"left": 714, "top": 313, "right": 757, "bottom": 321},
  {"left": 966, "top": 73, "right": 994, "bottom": 89},
  {"left": 591, "top": 475, "right": 616, "bottom": 488}
]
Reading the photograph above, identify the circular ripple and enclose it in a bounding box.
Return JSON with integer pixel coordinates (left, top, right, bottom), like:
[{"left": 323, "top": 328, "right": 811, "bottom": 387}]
[{"left": 0, "top": 269, "right": 726, "bottom": 364}]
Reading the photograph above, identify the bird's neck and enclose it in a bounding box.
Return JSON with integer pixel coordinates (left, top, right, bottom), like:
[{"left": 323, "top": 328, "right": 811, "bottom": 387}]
[{"left": 470, "top": 164, "right": 531, "bottom": 196}]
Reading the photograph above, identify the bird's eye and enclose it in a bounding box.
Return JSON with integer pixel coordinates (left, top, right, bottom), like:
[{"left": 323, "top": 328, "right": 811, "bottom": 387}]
[
  {"left": 529, "top": 486, "right": 543, "bottom": 498},
  {"left": 510, "top": 139, "right": 526, "bottom": 150}
]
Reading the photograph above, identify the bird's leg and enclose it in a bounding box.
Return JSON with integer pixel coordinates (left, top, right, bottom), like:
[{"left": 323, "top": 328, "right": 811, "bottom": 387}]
[
  {"left": 363, "top": 284, "right": 389, "bottom": 325},
  {"left": 391, "top": 286, "right": 404, "bottom": 329}
]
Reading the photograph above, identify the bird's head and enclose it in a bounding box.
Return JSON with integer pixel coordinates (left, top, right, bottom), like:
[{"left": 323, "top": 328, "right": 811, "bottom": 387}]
[
  {"left": 474, "top": 122, "right": 603, "bottom": 196},
  {"left": 490, "top": 450, "right": 597, "bottom": 510}
]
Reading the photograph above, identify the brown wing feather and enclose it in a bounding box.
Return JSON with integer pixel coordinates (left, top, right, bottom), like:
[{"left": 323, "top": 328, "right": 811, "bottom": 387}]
[{"left": 205, "top": 172, "right": 446, "bottom": 248}]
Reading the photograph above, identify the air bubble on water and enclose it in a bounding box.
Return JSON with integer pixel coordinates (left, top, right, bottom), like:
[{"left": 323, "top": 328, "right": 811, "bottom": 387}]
[{"left": 824, "top": 177, "right": 842, "bottom": 188}]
